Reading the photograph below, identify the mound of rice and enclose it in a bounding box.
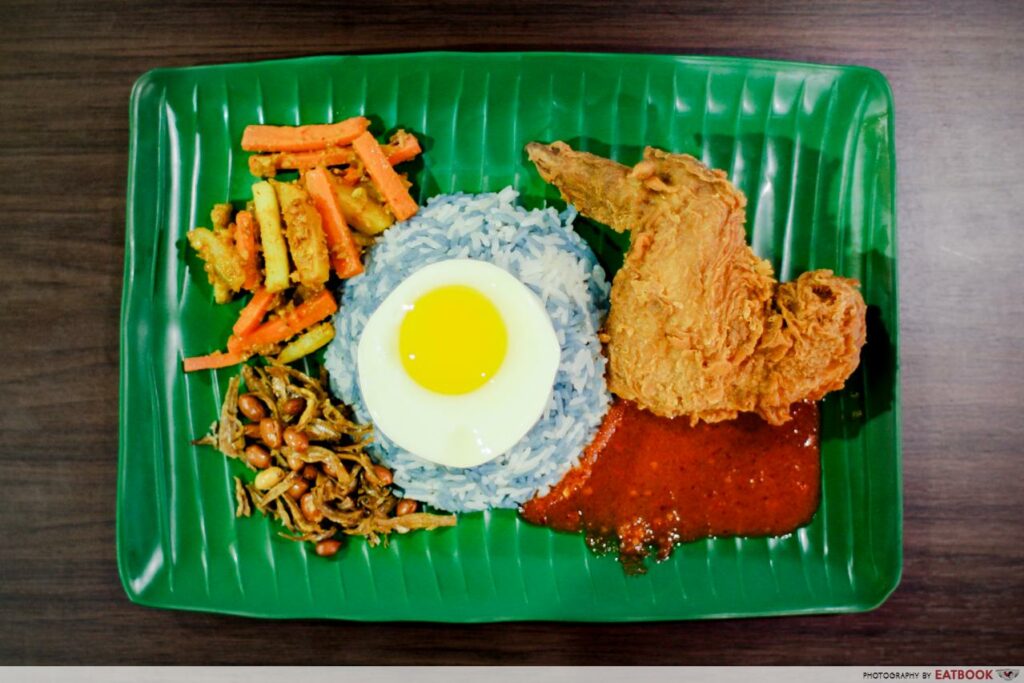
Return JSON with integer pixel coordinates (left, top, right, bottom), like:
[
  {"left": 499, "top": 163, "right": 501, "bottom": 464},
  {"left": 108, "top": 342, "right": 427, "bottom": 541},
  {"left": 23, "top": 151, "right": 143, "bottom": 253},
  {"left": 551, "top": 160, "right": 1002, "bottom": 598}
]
[{"left": 324, "top": 187, "right": 611, "bottom": 512}]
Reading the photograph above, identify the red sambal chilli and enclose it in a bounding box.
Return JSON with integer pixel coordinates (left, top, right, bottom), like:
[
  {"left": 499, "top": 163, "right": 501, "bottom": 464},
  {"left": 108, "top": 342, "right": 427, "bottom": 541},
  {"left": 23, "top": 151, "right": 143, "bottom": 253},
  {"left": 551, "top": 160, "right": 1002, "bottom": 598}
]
[{"left": 521, "top": 399, "right": 821, "bottom": 572}]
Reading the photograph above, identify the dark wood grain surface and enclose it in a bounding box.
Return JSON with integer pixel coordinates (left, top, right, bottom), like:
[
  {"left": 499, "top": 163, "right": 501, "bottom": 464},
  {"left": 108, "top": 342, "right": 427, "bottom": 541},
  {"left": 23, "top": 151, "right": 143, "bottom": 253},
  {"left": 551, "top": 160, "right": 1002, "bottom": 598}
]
[{"left": 1, "top": 0, "right": 1022, "bottom": 665}]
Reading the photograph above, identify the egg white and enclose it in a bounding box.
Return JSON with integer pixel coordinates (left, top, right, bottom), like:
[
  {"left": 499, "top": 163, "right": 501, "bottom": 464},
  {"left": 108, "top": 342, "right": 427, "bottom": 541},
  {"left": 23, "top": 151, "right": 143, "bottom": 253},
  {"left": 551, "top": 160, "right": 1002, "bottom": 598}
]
[{"left": 356, "top": 258, "right": 560, "bottom": 469}]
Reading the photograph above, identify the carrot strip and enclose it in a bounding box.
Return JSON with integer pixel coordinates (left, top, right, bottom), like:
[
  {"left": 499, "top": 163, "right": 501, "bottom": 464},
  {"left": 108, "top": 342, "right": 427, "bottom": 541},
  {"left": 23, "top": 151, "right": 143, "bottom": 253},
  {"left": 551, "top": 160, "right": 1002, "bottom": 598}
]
[
  {"left": 304, "top": 167, "right": 364, "bottom": 279},
  {"left": 282, "top": 290, "right": 338, "bottom": 334},
  {"left": 276, "top": 148, "right": 354, "bottom": 169},
  {"left": 228, "top": 320, "right": 287, "bottom": 354},
  {"left": 270, "top": 132, "right": 419, "bottom": 169},
  {"left": 249, "top": 148, "right": 357, "bottom": 176},
  {"left": 382, "top": 131, "right": 422, "bottom": 165},
  {"left": 241, "top": 117, "right": 370, "bottom": 153},
  {"left": 351, "top": 132, "right": 419, "bottom": 221},
  {"left": 247, "top": 133, "right": 420, "bottom": 178},
  {"left": 183, "top": 351, "right": 243, "bottom": 373},
  {"left": 232, "top": 288, "right": 276, "bottom": 337},
  {"left": 231, "top": 290, "right": 338, "bottom": 352},
  {"left": 234, "top": 210, "right": 261, "bottom": 290}
]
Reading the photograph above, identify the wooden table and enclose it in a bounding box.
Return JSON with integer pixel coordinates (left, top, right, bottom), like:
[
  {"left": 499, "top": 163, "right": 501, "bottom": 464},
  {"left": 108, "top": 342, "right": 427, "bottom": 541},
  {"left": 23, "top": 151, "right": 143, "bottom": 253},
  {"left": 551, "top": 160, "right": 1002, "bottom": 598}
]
[{"left": 2, "top": 0, "right": 1021, "bottom": 665}]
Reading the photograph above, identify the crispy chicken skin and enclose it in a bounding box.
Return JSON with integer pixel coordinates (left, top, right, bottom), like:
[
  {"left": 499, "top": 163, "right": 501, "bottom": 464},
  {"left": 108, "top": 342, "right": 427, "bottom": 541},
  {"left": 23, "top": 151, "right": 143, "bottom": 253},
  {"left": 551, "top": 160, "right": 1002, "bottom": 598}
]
[{"left": 527, "top": 141, "right": 866, "bottom": 425}]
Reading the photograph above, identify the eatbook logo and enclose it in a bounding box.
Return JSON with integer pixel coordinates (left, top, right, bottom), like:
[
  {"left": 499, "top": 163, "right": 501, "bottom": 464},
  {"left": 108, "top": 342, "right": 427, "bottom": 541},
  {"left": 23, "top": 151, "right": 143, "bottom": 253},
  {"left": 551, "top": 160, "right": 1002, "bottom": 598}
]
[{"left": 996, "top": 671, "right": 1019, "bottom": 681}]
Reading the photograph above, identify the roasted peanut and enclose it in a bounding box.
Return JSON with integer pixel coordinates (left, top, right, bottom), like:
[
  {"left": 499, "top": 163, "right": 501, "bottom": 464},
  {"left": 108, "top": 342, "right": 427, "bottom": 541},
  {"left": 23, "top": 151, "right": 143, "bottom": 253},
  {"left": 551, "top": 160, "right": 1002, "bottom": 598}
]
[
  {"left": 302, "top": 464, "right": 318, "bottom": 481},
  {"left": 238, "top": 393, "right": 267, "bottom": 421},
  {"left": 281, "top": 397, "right": 306, "bottom": 417},
  {"left": 322, "top": 459, "right": 339, "bottom": 478},
  {"left": 243, "top": 423, "right": 262, "bottom": 440},
  {"left": 254, "top": 466, "right": 285, "bottom": 490},
  {"left": 283, "top": 427, "right": 309, "bottom": 453},
  {"left": 244, "top": 444, "right": 271, "bottom": 469},
  {"left": 396, "top": 499, "right": 418, "bottom": 516},
  {"left": 300, "top": 492, "right": 323, "bottom": 522},
  {"left": 315, "top": 539, "right": 341, "bottom": 557},
  {"left": 259, "top": 418, "right": 283, "bottom": 449},
  {"left": 372, "top": 465, "right": 393, "bottom": 486},
  {"left": 286, "top": 451, "right": 305, "bottom": 472},
  {"left": 287, "top": 480, "right": 310, "bottom": 500}
]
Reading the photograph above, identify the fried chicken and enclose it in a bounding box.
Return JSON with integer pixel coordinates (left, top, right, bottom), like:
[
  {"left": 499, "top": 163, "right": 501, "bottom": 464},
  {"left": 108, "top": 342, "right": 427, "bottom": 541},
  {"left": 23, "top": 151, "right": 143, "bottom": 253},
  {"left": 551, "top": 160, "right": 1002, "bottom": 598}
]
[{"left": 527, "top": 141, "right": 866, "bottom": 425}]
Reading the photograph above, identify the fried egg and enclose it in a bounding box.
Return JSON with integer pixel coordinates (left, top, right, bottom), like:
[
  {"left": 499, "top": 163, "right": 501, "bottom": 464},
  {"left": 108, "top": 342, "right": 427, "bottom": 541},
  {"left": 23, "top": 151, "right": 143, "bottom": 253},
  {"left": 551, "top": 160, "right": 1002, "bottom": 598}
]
[{"left": 357, "top": 259, "right": 560, "bottom": 468}]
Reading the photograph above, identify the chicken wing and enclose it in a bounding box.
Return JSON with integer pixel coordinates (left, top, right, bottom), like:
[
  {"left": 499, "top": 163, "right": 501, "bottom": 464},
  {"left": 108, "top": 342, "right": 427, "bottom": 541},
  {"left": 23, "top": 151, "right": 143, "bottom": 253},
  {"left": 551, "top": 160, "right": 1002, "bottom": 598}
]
[{"left": 527, "top": 141, "right": 866, "bottom": 425}]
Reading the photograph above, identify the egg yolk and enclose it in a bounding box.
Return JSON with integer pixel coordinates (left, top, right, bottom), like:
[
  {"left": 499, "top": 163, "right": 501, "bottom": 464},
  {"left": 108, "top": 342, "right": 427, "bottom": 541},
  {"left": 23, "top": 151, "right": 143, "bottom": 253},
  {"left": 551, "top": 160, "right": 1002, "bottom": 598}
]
[{"left": 399, "top": 285, "right": 508, "bottom": 395}]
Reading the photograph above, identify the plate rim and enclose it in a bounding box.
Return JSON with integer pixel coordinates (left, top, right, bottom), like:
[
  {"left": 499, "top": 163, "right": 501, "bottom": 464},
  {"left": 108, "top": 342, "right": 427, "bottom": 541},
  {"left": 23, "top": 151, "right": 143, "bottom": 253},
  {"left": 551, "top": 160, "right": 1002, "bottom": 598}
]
[{"left": 118, "top": 51, "right": 902, "bottom": 621}]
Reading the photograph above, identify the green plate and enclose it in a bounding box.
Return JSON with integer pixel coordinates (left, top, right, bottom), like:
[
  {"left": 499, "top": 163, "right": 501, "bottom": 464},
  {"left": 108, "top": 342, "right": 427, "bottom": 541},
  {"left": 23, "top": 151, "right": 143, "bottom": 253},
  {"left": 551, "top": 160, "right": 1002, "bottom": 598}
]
[{"left": 119, "top": 52, "right": 900, "bottom": 621}]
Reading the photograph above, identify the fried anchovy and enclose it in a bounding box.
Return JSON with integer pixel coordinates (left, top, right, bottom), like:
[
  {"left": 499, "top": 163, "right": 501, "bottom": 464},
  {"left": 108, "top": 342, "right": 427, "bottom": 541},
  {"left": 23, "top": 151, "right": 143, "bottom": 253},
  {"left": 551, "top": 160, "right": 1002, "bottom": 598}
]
[
  {"left": 194, "top": 365, "right": 458, "bottom": 558},
  {"left": 233, "top": 476, "right": 251, "bottom": 518}
]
